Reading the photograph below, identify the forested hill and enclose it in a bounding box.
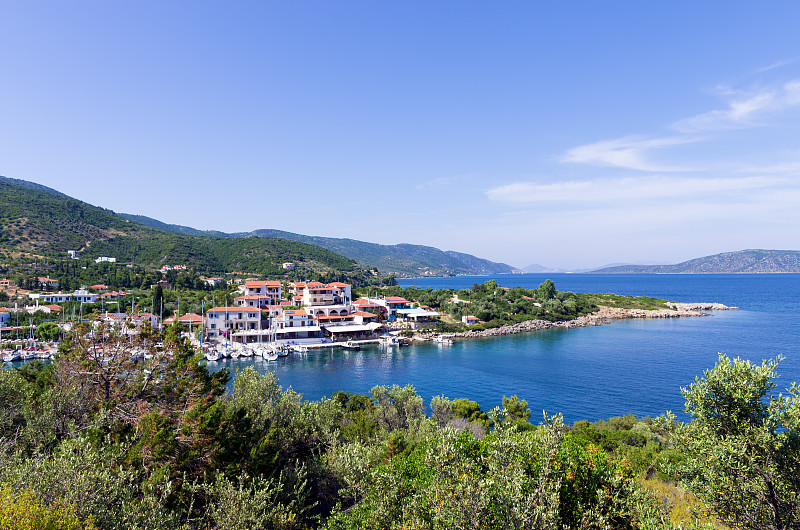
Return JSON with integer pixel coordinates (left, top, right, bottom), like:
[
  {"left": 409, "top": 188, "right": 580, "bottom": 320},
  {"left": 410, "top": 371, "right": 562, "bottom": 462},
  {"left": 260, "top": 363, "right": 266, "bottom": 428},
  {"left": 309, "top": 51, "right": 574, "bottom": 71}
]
[
  {"left": 593, "top": 249, "right": 800, "bottom": 273},
  {"left": 0, "top": 176, "right": 363, "bottom": 278},
  {"left": 121, "top": 214, "right": 520, "bottom": 277}
]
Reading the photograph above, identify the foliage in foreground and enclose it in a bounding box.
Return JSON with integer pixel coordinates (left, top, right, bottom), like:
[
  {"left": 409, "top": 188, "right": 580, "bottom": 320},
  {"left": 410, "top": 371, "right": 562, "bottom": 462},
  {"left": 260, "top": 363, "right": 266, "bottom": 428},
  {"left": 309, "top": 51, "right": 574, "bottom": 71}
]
[
  {"left": 0, "top": 317, "right": 797, "bottom": 529},
  {"left": 663, "top": 354, "right": 800, "bottom": 530}
]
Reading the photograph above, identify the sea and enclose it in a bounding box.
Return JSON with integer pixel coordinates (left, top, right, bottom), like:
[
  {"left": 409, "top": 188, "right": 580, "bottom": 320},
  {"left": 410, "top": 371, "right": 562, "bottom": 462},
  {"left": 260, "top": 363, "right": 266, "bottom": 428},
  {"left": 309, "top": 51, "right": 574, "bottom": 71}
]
[
  {"left": 9, "top": 274, "right": 796, "bottom": 424},
  {"left": 202, "top": 273, "right": 800, "bottom": 424}
]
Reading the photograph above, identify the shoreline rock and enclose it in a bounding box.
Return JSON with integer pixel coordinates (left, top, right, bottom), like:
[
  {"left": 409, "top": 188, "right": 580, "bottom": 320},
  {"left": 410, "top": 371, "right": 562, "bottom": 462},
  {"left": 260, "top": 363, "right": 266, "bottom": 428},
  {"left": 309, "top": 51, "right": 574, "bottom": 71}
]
[
  {"left": 664, "top": 302, "right": 740, "bottom": 311},
  {"left": 413, "top": 302, "right": 736, "bottom": 341}
]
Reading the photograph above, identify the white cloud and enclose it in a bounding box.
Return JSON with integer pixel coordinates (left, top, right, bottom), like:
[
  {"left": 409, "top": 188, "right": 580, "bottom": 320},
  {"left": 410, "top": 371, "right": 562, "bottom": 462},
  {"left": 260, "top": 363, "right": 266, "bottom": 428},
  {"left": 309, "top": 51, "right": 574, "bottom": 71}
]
[
  {"left": 672, "top": 80, "right": 800, "bottom": 133},
  {"left": 563, "top": 79, "right": 800, "bottom": 172},
  {"left": 486, "top": 175, "right": 784, "bottom": 204},
  {"left": 561, "top": 136, "right": 695, "bottom": 171},
  {"left": 755, "top": 57, "right": 800, "bottom": 74}
]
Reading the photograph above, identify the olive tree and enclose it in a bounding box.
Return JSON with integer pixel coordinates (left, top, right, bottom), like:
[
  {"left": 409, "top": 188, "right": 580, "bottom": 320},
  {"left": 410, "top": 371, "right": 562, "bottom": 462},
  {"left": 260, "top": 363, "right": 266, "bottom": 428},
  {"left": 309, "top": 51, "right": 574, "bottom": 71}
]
[{"left": 665, "top": 354, "right": 800, "bottom": 530}]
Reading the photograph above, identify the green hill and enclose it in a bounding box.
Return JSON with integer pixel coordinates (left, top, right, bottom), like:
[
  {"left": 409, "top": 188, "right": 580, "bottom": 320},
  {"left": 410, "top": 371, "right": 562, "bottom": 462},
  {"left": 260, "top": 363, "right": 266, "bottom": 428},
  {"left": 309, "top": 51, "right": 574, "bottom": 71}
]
[
  {"left": 121, "top": 215, "right": 520, "bottom": 277},
  {"left": 0, "top": 176, "right": 362, "bottom": 278},
  {"left": 593, "top": 249, "right": 800, "bottom": 273}
]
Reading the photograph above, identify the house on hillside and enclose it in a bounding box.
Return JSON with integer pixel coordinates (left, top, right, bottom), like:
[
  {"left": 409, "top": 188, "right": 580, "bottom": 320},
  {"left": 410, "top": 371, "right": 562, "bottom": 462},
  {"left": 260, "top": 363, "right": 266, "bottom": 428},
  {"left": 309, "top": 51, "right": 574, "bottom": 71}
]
[{"left": 36, "top": 277, "right": 59, "bottom": 289}]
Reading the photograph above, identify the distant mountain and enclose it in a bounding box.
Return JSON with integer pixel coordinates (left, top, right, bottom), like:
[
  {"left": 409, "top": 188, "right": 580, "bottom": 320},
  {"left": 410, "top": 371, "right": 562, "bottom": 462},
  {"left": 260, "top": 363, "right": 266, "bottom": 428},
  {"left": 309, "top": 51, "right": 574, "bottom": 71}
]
[
  {"left": 521, "top": 263, "right": 575, "bottom": 273},
  {"left": 0, "top": 177, "right": 363, "bottom": 278},
  {"left": 593, "top": 250, "right": 800, "bottom": 273},
  {"left": 121, "top": 214, "right": 521, "bottom": 277}
]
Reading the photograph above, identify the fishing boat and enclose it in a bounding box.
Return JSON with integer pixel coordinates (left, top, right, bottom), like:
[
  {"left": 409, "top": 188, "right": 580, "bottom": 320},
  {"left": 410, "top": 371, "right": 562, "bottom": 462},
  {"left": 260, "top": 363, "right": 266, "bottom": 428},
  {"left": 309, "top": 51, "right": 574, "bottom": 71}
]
[
  {"left": 342, "top": 340, "right": 360, "bottom": 350},
  {"left": 433, "top": 335, "right": 454, "bottom": 345}
]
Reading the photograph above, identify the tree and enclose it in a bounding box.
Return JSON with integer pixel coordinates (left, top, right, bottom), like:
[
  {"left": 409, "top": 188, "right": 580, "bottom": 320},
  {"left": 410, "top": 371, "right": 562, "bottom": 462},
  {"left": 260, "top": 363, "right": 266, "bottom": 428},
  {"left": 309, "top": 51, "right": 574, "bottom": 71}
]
[
  {"left": 535, "top": 279, "right": 557, "bottom": 302},
  {"left": 665, "top": 354, "right": 800, "bottom": 530},
  {"left": 37, "top": 321, "right": 61, "bottom": 342},
  {"left": 502, "top": 395, "right": 532, "bottom": 423}
]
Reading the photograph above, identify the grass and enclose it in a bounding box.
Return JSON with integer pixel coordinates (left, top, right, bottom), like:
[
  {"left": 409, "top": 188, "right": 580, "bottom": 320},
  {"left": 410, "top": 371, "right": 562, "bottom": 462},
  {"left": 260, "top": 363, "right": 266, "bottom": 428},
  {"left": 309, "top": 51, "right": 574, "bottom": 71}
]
[{"left": 587, "top": 293, "right": 674, "bottom": 311}]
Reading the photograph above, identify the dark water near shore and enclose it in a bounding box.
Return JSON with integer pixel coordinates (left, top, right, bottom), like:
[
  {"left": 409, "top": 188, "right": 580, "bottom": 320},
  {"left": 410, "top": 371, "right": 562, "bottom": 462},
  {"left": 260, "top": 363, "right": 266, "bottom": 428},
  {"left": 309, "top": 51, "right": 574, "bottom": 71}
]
[{"left": 212, "top": 274, "right": 799, "bottom": 424}]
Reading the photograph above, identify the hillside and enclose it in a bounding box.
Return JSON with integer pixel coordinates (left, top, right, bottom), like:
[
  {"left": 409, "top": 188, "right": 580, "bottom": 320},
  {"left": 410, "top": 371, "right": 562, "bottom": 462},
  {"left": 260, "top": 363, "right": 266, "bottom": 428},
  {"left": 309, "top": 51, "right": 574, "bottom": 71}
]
[
  {"left": 0, "top": 176, "right": 363, "bottom": 278},
  {"left": 121, "top": 214, "right": 520, "bottom": 277},
  {"left": 593, "top": 249, "right": 800, "bottom": 273}
]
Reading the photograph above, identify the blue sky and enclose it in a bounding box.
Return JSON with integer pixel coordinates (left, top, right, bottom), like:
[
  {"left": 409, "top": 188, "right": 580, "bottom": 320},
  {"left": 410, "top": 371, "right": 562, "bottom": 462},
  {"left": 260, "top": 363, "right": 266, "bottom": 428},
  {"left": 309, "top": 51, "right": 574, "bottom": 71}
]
[{"left": 2, "top": 2, "right": 800, "bottom": 270}]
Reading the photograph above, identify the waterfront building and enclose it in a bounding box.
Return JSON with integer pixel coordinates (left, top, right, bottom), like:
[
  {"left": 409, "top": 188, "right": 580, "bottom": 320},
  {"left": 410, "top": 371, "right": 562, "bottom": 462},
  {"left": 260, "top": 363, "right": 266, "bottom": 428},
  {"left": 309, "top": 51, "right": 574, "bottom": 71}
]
[{"left": 205, "top": 306, "right": 262, "bottom": 341}]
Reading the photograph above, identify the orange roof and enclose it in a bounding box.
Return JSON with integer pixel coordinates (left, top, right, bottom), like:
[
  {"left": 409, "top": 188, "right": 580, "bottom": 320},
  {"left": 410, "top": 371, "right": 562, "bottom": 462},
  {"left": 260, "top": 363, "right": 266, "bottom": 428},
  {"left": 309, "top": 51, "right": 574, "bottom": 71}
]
[
  {"left": 245, "top": 280, "right": 281, "bottom": 287},
  {"left": 327, "top": 282, "right": 350, "bottom": 287},
  {"left": 352, "top": 311, "right": 377, "bottom": 317},
  {"left": 284, "top": 309, "right": 308, "bottom": 316},
  {"left": 44, "top": 305, "right": 62, "bottom": 312},
  {"left": 177, "top": 313, "right": 203, "bottom": 324},
  {"left": 235, "top": 295, "right": 273, "bottom": 300},
  {"left": 207, "top": 306, "right": 243, "bottom": 313},
  {"left": 353, "top": 299, "right": 382, "bottom": 308}
]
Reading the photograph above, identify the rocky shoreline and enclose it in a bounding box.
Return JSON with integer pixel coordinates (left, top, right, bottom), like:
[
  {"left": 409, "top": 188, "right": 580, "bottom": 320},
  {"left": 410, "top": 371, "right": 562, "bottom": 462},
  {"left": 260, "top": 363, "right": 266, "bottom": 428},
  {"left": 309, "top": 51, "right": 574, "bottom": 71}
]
[{"left": 414, "top": 302, "right": 738, "bottom": 341}]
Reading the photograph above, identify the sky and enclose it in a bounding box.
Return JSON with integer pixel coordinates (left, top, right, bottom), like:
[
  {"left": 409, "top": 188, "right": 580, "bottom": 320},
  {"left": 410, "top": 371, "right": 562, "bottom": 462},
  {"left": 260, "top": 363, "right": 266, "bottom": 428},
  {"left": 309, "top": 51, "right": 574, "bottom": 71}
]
[{"left": 2, "top": 2, "right": 800, "bottom": 270}]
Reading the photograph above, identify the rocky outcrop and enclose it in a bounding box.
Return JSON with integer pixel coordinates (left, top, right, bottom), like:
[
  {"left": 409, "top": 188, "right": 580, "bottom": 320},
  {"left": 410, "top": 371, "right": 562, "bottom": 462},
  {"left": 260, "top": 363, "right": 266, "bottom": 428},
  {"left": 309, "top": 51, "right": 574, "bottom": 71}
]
[
  {"left": 664, "top": 302, "right": 739, "bottom": 311},
  {"left": 414, "top": 303, "right": 735, "bottom": 341}
]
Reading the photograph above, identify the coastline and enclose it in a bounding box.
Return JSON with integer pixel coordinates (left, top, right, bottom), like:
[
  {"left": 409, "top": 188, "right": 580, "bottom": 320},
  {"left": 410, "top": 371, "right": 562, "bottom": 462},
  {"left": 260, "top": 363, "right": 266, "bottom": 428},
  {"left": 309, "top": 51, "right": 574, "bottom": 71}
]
[{"left": 413, "top": 303, "right": 739, "bottom": 341}]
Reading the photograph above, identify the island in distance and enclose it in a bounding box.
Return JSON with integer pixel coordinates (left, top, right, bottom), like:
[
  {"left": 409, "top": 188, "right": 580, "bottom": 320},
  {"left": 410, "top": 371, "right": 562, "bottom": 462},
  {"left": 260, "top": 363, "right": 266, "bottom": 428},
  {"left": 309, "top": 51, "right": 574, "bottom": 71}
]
[{"left": 591, "top": 249, "right": 800, "bottom": 273}]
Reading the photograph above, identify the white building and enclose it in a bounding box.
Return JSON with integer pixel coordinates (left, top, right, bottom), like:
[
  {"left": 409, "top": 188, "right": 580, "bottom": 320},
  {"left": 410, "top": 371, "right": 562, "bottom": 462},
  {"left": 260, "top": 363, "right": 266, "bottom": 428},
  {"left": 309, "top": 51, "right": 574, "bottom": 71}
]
[
  {"left": 72, "top": 289, "right": 98, "bottom": 303},
  {"left": 95, "top": 257, "right": 117, "bottom": 263},
  {"left": 241, "top": 281, "right": 282, "bottom": 306},
  {"left": 205, "top": 306, "right": 262, "bottom": 341},
  {"left": 28, "top": 292, "right": 72, "bottom": 304}
]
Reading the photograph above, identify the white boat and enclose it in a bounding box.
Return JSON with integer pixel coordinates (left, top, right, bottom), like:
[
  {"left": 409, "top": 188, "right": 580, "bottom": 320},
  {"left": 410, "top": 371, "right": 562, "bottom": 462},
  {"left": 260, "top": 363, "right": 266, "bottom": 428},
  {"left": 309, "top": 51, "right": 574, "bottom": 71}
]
[
  {"left": 2, "top": 350, "right": 20, "bottom": 362},
  {"left": 343, "top": 340, "right": 360, "bottom": 350},
  {"left": 204, "top": 351, "right": 220, "bottom": 362},
  {"left": 379, "top": 335, "right": 400, "bottom": 346},
  {"left": 433, "top": 336, "right": 454, "bottom": 345},
  {"left": 264, "top": 351, "right": 279, "bottom": 361}
]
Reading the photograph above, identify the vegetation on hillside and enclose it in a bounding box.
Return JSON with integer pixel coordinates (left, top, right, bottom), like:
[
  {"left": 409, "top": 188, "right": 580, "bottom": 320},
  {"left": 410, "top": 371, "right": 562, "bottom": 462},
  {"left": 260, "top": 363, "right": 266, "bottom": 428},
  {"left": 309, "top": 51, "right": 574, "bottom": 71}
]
[
  {"left": 0, "top": 177, "right": 382, "bottom": 282},
  {"left": 121, "top": 214, "right": 520, "bottom": 277},
  {"left": 1, "top": 315, "right": 796, "bottom": 528}
]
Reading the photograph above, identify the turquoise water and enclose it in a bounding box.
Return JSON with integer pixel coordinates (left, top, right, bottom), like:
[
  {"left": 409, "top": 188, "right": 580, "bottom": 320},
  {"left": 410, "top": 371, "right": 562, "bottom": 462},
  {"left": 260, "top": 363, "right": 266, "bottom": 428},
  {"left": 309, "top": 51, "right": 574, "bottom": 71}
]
[{"left": 204, "top": 274, "right": 800, "bottom": 424}]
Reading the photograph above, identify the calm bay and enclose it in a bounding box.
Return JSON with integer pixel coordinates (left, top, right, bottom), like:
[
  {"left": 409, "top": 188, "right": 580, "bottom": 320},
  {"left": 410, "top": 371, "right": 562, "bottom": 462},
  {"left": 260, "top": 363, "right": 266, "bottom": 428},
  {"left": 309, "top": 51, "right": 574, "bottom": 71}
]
[{"left": 208, "top": 273, "right": 800, "bottom": 424}]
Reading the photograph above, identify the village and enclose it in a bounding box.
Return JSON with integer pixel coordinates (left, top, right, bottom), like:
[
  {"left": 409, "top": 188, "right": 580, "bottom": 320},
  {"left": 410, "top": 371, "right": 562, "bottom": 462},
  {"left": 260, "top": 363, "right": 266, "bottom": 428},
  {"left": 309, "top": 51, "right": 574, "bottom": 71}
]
[{"left": 0, "top": 270, "right": 471, "bottom": 362}]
